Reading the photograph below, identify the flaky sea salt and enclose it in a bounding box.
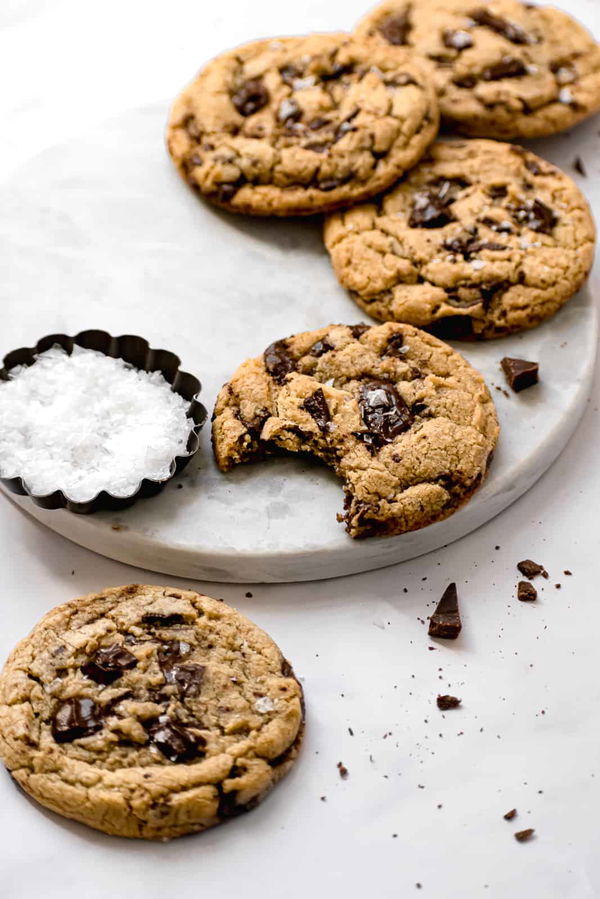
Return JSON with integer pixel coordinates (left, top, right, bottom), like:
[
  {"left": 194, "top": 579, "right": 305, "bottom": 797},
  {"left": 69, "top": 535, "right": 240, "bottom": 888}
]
[
  {"left": 255, "top": 697, "right": 276, "bottom": 714},
  {"left": 0, "top": 345, "right": 192, "bottom": 502}
]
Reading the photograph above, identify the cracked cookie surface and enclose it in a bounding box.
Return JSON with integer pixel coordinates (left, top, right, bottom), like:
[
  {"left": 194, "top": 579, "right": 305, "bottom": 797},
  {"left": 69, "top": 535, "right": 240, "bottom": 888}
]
[
  {"left": 167, "top": 33, "right": 438, "bottom": 216},
  {"left": 0, "top": 585, "right": 304, "bottom": 840},
  {"left": 355, "top": 0, "right": 600, "bottom": 139},
  {"left": 324, "top": 140, "right": 595, "bottom": 339},
  {"left": 212, "top": 323, "right": 499, "bottom": 538}
]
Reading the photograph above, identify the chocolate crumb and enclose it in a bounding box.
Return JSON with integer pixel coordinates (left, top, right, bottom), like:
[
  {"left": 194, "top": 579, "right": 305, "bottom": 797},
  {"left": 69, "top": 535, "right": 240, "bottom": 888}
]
[
  {"left": 517, "top": 559, "right": 547, "bottom": 579},
  {"left": 501, "top": 357, "right": 539, "bottom": 392},
  {"left": 515, "top": 828, "right": 535, "bottom": 842},
  {"left": 245, "top": 591, "right": 253, "bottom": 598},
  {"left": 337, "top": 761, "right": 349, "bottom": 779},
  {"left": 573, "top": 156, "right": 587, "bottom": 176},
  {"left": 437, "top": 694, "right": 461, "bottom": 710},
  {"left": 504, "top": 808, "right": 517, "bottom": 820},
  {"left": 428, "top": 583, "right": 462, "bottom": 639},
  {"left": 517, "top": 581, "right": 537, "bottom": 602},
  {"left": 564, "top": 570, "right": 572, "bottom": 576}
]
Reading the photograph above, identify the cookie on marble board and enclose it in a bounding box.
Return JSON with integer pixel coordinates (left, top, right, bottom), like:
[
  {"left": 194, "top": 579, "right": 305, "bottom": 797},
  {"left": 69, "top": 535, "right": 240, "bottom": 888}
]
[
  {"left": 167, "top": 33, "right": 439, "bottom": 216},
  {"left": 354, "top": 0, "right": 600, "bottom": 139},
  {"left": 212, "top": 323, "right": 499, "bottom": 538},
  {"left": 0, "top": 585, "right": 304, "bottom": 840},
  {"left": 324, "top": 140, "right": 595, "bottom": 339}
]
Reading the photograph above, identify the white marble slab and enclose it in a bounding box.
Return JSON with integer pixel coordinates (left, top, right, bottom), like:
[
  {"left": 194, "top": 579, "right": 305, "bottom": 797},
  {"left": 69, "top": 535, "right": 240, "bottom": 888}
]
[{"left": 0, "top": 104, "right": 596, "bottom": 582}]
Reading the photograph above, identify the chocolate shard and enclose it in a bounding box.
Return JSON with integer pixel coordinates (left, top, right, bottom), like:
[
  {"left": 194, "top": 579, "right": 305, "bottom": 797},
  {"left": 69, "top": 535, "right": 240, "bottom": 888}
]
[
  {"left": 264, "top": 340, "right": 296, "bottom": 383},
  {"left": 515, "top": 828, "right": 535, "bottom": 842},
  {"left": 443, "top": 29, "right": 474, "bottom": 51},
  {"left": 231, "top": 78, "right": 269, "bottom": 117},
  {"left": 504, "top": 808, "right": 517, "bottom": 820},
  {"left": 483, "top": 56, "right": 528, "bottom": 81},
  {"left": 81, "top": 643, "right": 138, "bottom": 685},
  {"left": 517, "top": 559, "right": 547, "bottom": 579},
  {"left": 517, "top": 581, "right": 537, "bottom": 602},
  {"left": 443, "top": 235, "right": 507, "bottom": 258},
  {"left": 157, "top": 640, "right": 191, "bottom": 669},
  {"left": 409, "top": 190, "right": 454, "bottom": 228},
  {"left": 501, "top": 357, "right": 539, "bottom": 392},
  {"left": 302, "top": 388, "right": 331, "bottom": 432},
  {"left": 165, "top": 663, "right": 206, "bottom": 698},
  {"left": 428, "top": 583, "right": 462, "bottom": 639},
  {"left": 337, "top": 761, "right": 349, "bottom": 779},
  {"left": 51, "top": 698, "right": 104, "bottom": 743},
  {"left": 469, "top": 8, "right": 534, "bottom": 44},
  {"left": 378, "top": 9, "right": 411, "bottom": 45},
  {"left": 436, "top": 694, "right": 461, "bottom": 710},
  {"left": 142, "top": 613, "right": 186, "bottom": 627},
  {"left": 147, "top": 718, "right": 205, "bottom": 763},
  {"left": 357, "top": 380, "right": 413, "bottom": 450}
]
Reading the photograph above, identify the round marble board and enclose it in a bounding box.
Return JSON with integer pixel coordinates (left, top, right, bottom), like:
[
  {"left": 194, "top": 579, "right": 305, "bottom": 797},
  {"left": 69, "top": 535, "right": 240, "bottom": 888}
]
[{"left": 0, "top": 106, "right": 596, "bottom": 583}]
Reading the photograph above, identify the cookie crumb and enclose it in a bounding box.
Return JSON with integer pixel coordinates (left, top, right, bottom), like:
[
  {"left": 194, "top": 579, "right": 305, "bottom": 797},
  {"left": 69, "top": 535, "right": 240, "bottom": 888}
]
[
  {"left": 517, "top": 581, "right": 537, "bottom": 602},
  {"left": 337, "top": 762, "right": 349, "bottom": 779},
  {"left": 504, "top": 808, "right": 517, "bottom": 820},
  {"left": 517, "top": 559, "right": 547, "bottom": 579},
  {"left": 515, "top": 828, "right": 535, "bottom": 842}
]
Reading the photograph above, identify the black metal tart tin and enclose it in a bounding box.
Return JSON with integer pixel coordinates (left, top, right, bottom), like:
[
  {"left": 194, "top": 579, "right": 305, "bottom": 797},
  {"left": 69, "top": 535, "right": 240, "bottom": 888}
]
[{"left": 0, "top": 329, "right": 207, "bottom": 514}]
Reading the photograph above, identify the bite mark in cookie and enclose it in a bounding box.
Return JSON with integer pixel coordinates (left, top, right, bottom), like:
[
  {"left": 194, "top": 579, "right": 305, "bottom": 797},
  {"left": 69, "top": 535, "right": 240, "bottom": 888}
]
[{"left": 212, "top": 323, "right": 498, "bottom": 539}]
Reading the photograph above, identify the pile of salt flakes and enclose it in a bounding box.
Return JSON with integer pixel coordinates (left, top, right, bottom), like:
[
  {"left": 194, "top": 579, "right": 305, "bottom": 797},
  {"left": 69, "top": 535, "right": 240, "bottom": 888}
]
[{"left": 0, "top": 346, "right": 192, "bottom": 502}]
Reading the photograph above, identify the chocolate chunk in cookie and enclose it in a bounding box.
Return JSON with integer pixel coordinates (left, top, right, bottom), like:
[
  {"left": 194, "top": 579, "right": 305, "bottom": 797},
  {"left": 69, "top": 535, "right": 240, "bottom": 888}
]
[{"left": 81, "top": 644, "right": 138, "bottom": 685}]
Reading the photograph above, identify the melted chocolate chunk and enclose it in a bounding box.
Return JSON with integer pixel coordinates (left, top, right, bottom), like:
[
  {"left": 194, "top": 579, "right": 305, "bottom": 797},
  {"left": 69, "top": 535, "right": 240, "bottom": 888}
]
[
  {"left": 308, "top": 116, "right": 330, "bottom": 130},
  {"left": 218, "top": 786, "right": 258, "bottom": 819},
  {"left": 357, "top": 381, "right": 413, "bottom": 450},
  {"left": 511, "top": 198, "right": 557, "bottom": 233},
  {"left": 480, "top": 215, "right": 514, "bottom": 233},
  {"left": 142, "top": 613, "right": 186, "bottom": 627},
  {"left": 264, "top": 340, "right": 296, "bottom": 383},
  {"left": 488, "top": 184, "right": 508, "bottom": 199},
  {"left": 483, "top": 56, "right": 527, "bottom": 80},
  {"left": 385, "top": 332, "right": 406, "bottom": 357},
  {"left": 517, "top": 559, "right": 547, "bottom": 579},
  {"left": 81, "top": 644, "right": 138, "bottom": 685},
  {"left": 443, "top": 29, "right": 474, "bottom": 50},
  {"left": 350, "top": 324, "right": 371, "bottom": 339},
  {"left": 517, "top": 581, "right": 537, "bottom": 602},
  {"left": 409, "top": 179, "right": 467, "bottom": 228},
  {"left": 501, "top": 357, "right": 539, "bottom": 392},
  {"left": 147, "top": 718, "right": 205, "bottom": 763},
  {"left": 157, "top": 640, "right": 190, "bottom": 668},
  {"left": 165, "top": 663, "right": 206, "bottom": 698},
  {"left": 437, "top": 694, "right": 461, "bottom": 710},
  {"left": 51, "top": 698, "right": 104, "bottom": 743},
  {"left": 378, "top": 8, "right": 411, "bottom": 45},
  {"left": 281, "top": 658, "right": 294, "bottom": 677},
  {"left": 320, "top": 61, "right": 354, "bottom": 81},
  {"left": 278, "top": 97, "right": 301, "bottom": 124},
  {"left": 428, "top": 583, "right": 462, "bottom": 639},
  {"left": 309, "top": 338, "right": 334, "bottom": 357},
  {"left": 279, "top": 64, "right": 303, "bottom": 86},
  {"left": 231, "top": 79, "right": 269, "bottom": 117},
  {"left": 428, "top": 315, "right": 476, "bottom": 340},
  {"left": 469, "top": 8, "right": 534, "bottom": 44},
  {"left": 444, "top": 235, "right": 507, "bottom": 258},
  {"left": 302, "top": 388, "right": 331, "bottom": 432}
]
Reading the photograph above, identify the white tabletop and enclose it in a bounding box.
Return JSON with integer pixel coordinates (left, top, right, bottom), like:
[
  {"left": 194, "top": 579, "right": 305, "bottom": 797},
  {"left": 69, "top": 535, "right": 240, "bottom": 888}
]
[{"left": 1, "top": 1, "right": 600, "bottom": 897}]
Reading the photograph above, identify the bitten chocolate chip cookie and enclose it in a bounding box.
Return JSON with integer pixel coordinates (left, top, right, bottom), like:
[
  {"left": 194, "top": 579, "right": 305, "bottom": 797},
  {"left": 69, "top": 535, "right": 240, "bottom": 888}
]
[
  {"left": 355, "top": 0, "right": 600, "bottom": 139},
  {"left": 0, "top": 585, "right": 304, "bottom": 840},
  {"left": 324, "top": 140, "right": 595, "bottom": 339},
  {"left": 212, "top": 323, "right": 498, "bottom": 538},
  {"left": 167, "top": 33, "right": 438, "bottom": 216}
]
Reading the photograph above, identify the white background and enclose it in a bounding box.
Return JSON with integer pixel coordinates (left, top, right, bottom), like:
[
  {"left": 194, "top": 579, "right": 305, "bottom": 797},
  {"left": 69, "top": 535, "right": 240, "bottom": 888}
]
[{"left": 1, "top": 0, "right": 600, "bottom": 896}]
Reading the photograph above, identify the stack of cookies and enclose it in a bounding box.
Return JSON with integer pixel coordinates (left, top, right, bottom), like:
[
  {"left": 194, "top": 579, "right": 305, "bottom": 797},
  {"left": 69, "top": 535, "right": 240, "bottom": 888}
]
[{"left": 167, "top": 0, "right": 597, "bottom": 541}]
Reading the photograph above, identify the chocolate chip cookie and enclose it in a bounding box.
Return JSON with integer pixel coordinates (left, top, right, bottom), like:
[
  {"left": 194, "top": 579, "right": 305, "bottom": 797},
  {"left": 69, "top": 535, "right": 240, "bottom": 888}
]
[
  {"left": 212, "top": 323, "right": 498, "bottom": 538},
  {"left": 0, "top": 585, "right": 304, "bottom": 840},
  {"left": 355, "top": 0, "right": 600, "bottom": 139},
  {"left": 324, "top": 140, "right": 595, "bottom": 339},
  {"left": 167, "top": 33, "right": 438, "bottom": 216}
]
